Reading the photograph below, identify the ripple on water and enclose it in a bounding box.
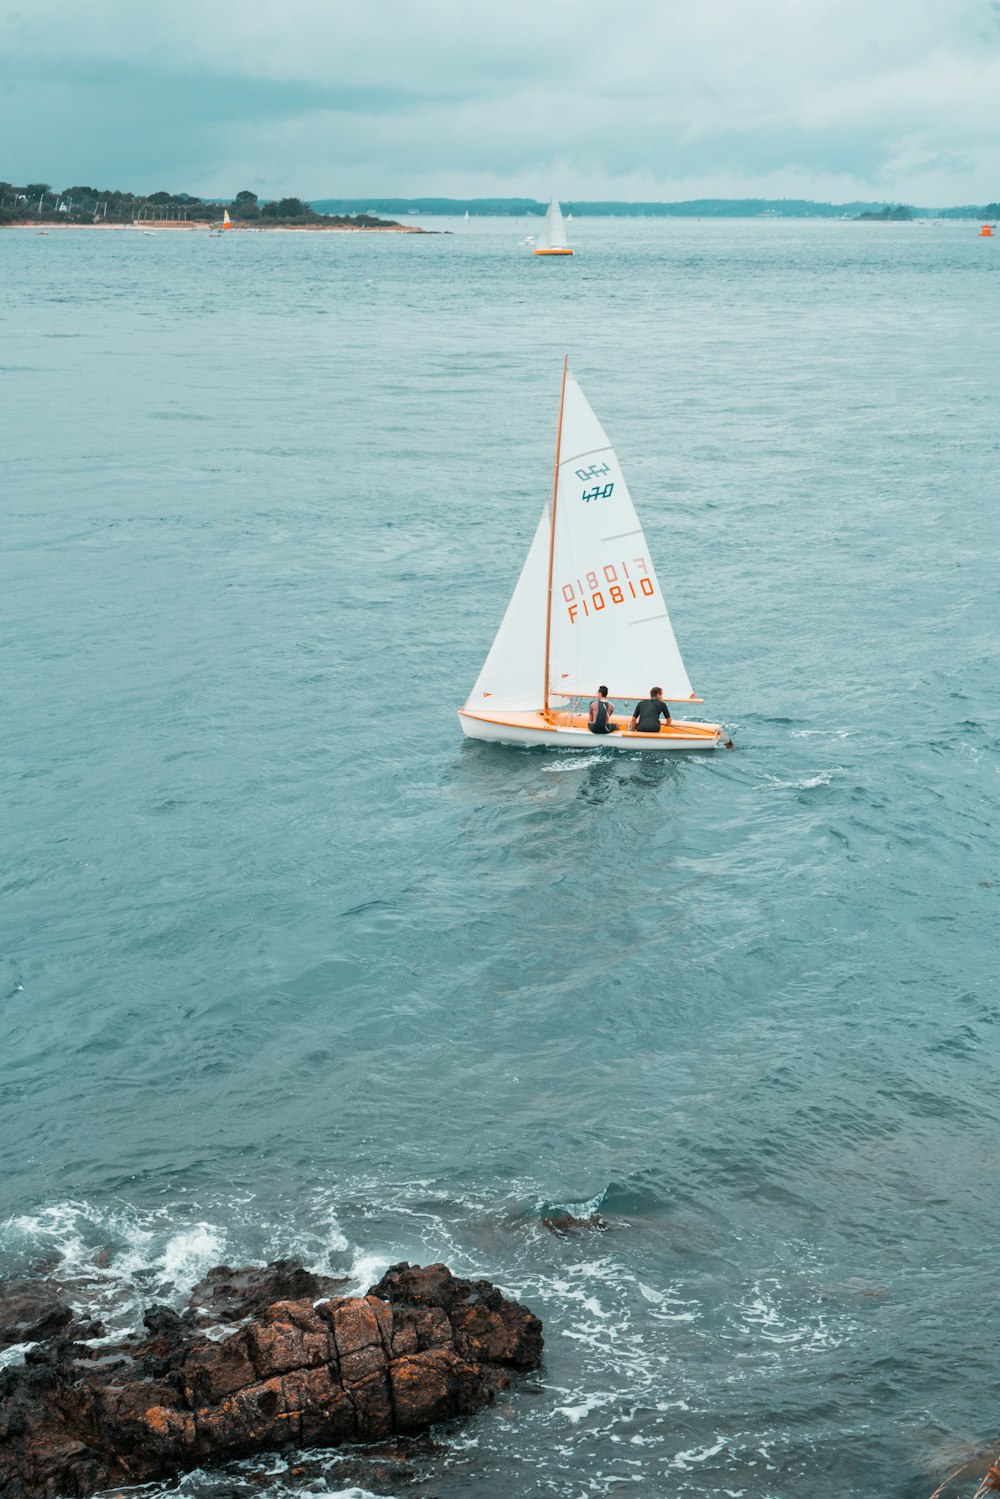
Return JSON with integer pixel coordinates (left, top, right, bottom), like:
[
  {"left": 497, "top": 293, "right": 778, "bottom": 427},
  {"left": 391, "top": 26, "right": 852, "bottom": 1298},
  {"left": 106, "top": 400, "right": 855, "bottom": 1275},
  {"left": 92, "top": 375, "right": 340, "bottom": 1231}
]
[{"left": 1, "top": 219, "right": 998, "bottom": 1497}]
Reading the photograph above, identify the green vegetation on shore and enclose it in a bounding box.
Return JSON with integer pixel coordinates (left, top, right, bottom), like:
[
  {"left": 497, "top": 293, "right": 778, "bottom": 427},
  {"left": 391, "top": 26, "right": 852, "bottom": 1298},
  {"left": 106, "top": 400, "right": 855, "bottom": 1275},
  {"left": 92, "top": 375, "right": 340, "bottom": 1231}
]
[
  {"left": 5, "top": 183, "right": 998, "bottom": 227},
  {"left": 0, "top": 183, "right": 398, "bottom": 229}
]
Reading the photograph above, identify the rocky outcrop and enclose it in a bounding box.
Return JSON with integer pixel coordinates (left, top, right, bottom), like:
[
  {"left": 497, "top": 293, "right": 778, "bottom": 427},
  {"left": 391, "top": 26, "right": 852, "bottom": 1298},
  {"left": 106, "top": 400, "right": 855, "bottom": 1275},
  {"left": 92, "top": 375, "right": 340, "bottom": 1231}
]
[
  {"left": 0, "top": 1260, "right": 543, "bottom": 1498},
  {"left": 187, "top": 1258, "right": 348, "bottom": 1324},
  {"left": 0, "top": 1281, "right": 82, "bottom": 1350},
  {"left": 540, "top": 1211, "right": 609, "bottom": 1235}
]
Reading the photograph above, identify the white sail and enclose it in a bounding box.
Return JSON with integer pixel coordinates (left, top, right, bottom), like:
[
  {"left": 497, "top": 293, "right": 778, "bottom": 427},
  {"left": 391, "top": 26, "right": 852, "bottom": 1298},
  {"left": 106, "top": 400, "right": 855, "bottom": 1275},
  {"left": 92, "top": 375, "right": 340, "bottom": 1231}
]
[
  {"left": 535, "top": 197, "right": 569, "bottom": 252},
  {"left": 547, "top": 374, "right": 695, "bottom": 702},
  {"left": 465, "top": 508, "right": 549, "bottom": 711}
]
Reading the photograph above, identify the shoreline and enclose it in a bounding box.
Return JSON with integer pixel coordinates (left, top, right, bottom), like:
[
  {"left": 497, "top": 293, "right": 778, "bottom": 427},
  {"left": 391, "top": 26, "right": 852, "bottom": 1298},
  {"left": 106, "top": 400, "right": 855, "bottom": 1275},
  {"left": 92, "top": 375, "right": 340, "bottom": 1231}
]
[{"left": 3, "top": 220, "right": 425, "bottom": 233}]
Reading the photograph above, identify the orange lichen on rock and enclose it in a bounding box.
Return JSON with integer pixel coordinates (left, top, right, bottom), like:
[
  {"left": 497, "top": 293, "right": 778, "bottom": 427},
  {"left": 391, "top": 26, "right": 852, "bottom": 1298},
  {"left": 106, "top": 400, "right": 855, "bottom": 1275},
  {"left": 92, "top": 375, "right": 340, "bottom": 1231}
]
[{"left": 0, "top": 1260, "right": 542, "bottom": 1499}]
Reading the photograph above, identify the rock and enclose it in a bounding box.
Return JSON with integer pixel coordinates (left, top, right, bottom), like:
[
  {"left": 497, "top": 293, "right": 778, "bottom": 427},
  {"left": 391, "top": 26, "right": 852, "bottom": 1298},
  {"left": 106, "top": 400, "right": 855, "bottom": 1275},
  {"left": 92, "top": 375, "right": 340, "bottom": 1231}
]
[
  {"left": 540, "top": 1212, "right": 609, "bottom": 1236},
  {"left": 0, "top": 1260, "right": 542, "bottom": 1498},
  {"left": 249, "top": 1440, "right": 423, "bottom": 1495},
  {"left": 369, "top": 1262, "right": 543, "bottom": 1370},
  {"left": 187, "top": 1260, "right": 348, "bottom": 1324},
  {"left": 0, "top": 1281, "right": 75, "bottom": 1349}
]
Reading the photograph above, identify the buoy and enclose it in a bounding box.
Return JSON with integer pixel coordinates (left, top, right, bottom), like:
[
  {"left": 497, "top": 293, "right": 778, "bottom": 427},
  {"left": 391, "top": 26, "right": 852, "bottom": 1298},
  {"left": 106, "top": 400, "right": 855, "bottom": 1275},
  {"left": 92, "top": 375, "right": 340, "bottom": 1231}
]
[{"left": 980, "top": 224, "right": 993, "bottom": 236}]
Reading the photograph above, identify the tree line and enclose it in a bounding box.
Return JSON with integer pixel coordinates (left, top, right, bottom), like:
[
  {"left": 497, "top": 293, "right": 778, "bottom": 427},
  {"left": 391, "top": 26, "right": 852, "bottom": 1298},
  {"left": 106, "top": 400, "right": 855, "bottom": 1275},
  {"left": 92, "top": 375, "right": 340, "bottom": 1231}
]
[{"left": 0, "top": 185, "right": 391, "bottom": 227}]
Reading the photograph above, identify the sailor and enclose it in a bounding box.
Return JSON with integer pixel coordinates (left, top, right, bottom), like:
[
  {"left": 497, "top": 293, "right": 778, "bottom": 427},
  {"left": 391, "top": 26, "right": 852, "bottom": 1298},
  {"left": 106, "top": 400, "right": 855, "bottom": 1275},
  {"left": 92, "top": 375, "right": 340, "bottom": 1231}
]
[
  {"left": 630, "top": 687, "right": 673, "bottom": 733},
  {"left": 588, "top": 686, "right": 618, "bottom": 734}
]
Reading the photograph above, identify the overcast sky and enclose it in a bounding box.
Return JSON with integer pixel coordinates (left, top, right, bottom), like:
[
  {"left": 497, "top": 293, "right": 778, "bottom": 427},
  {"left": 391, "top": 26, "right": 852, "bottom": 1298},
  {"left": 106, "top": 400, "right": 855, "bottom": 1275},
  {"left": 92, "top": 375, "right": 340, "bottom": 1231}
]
[{"left": 4, "top": 0, "right": 999, "bottom": 203}]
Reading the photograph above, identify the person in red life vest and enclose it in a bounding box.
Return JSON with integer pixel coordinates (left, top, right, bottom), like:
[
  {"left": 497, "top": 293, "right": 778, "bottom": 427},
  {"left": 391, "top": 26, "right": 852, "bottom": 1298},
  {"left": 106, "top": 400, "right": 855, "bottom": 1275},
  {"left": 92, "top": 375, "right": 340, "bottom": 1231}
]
[
  {"left": 588, "top": 686, "right": 618, "bottom": 734},
  {"left": 631, "top": 687, "right": 672, "bottom": 733}
]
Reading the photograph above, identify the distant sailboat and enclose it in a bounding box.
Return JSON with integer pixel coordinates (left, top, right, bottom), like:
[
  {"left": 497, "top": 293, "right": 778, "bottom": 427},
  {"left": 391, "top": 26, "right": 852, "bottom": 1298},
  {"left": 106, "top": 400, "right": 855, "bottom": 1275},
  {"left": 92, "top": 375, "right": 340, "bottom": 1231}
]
[
  {"left": 458, "top": 360, "right": 724, "bottom": 751},
  {"left": 533, "top": 197, "right": 573, "bottom": 257},
  {"left": 464, "top": 210, "right": 470, "bottom": 221}
]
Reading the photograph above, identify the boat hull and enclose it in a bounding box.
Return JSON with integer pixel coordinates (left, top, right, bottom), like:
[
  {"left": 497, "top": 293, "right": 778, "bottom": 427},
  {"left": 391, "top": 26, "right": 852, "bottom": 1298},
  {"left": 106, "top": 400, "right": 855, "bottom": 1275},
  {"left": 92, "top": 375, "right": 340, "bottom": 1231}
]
[
  {"left": 458, "top": 709, "right": 722, "bottom": 751},
  {"left": 533, "top": 248, "right": 573, "bottom": 256}
]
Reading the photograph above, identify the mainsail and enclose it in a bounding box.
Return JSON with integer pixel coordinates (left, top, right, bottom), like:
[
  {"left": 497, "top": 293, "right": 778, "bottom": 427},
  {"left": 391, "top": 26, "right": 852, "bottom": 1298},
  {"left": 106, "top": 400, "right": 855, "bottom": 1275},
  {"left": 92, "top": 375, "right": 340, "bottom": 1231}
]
[
  {"left": 535, "top": 198, "right": 569, "bottom": 253},
  {"left": 464, "top": 367, "right": 697, "bottom": 716},
  {"left": 547, "top": 374, "right": 694, "bottom": 701}
]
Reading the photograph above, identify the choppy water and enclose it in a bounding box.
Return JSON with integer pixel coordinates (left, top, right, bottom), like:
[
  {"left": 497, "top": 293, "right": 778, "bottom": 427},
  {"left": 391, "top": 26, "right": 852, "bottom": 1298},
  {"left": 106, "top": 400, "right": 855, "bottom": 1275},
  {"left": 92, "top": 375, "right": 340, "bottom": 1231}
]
[{"left": 1, "top": 216, "right": 998, "bottom": 1498}]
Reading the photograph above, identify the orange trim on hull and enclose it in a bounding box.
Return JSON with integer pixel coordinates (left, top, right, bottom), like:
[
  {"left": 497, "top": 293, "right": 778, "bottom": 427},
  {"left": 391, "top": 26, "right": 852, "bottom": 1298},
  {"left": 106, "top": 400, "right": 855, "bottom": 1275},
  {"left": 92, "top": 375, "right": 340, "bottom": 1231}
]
[
  {"left": 533, "top": 248, "right": 573, "bottom": 256},
  {"left": 623, "top": 726, "right": 719, "bottom": 739},
  {"left": 458, "top": 709, "right": 720, "bottom": 739}
]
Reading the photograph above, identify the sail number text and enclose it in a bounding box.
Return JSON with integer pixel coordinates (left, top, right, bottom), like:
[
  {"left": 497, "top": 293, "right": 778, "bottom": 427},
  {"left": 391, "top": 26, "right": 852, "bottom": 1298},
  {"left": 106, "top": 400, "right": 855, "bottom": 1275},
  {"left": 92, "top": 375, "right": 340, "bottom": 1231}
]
[
  {"left": 575, "top": 462, "right": 615, "bottom": 504},
  {"left": 561, "top": 556, "right": 654, "bottom": 623}
]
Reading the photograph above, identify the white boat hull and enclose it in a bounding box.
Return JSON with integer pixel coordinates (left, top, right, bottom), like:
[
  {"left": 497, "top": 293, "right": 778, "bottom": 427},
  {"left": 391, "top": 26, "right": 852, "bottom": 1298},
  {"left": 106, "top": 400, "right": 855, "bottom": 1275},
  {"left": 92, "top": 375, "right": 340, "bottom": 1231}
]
[{"left": 458, "top": 709, "right": 722, "bottom": 751}]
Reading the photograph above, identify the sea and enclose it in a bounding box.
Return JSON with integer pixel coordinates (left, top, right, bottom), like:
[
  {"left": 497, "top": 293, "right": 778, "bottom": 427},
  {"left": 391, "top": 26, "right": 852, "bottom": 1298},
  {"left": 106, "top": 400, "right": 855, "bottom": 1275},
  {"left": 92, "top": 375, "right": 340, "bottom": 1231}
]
[{"left": 1, "top": 215, "right": 998, "bottom": 1499}]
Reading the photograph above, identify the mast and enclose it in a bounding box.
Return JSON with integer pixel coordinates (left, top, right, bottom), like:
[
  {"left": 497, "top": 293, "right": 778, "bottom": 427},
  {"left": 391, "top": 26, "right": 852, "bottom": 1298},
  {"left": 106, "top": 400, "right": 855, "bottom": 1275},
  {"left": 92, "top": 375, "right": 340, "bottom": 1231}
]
[{"left": 543, "top": 355, "right": 569, "bottom": 717}]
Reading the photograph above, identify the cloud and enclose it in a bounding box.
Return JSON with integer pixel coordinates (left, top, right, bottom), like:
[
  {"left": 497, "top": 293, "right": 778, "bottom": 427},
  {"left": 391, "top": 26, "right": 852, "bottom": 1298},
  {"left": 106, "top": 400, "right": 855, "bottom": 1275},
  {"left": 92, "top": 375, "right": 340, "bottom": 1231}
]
[{"left": 3, "top": 0, "right": 1000, "bottom": 202}]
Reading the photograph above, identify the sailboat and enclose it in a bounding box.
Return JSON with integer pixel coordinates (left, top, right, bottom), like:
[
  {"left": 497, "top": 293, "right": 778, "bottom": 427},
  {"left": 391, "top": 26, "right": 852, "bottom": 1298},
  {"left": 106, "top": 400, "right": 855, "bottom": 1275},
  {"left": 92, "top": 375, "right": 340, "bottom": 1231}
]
[
  {"left": 459, "top": 360, "right": 724, "bottom": 751},
  {"left": 533, "top": 197, "right": 573, "bottom": 257},
  {"left": 210, "top": 208, "right": 233, "bottom": 236}
]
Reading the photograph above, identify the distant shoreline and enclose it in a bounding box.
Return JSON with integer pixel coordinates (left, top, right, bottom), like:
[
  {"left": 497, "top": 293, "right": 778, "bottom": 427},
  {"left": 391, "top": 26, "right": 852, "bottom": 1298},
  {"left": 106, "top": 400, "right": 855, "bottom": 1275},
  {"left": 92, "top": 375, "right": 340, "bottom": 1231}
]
[
  {"left": 312, "top": 195, "right": 1000, "bottom": 220},
  {"left": 4, "top": 220, "right": 425, "bottom": 233}
]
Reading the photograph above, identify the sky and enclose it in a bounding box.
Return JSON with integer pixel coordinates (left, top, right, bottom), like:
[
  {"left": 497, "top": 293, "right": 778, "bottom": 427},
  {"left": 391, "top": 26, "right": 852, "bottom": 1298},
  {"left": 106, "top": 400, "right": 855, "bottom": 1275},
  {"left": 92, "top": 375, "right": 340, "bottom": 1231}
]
[{"left": 3, "top": 0, "right": 1000, "bottom": 204}]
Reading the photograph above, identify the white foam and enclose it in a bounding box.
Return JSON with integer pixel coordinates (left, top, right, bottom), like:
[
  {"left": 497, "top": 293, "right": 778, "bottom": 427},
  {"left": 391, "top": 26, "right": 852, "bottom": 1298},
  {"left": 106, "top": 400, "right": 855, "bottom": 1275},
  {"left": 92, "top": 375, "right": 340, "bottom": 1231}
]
[
  {"left": 325, "top": 1225, "right": 350, "bottom": 1256},
  {"left": 1, "top": 1203, "right": 236, "bottom": 1322},
  {"left": 733, "top": 1280, "right": 851, "bottom": 1352},
  {"left": 671, "top": 1436, "right": 728, "bottom": 1469},
  {"left": 554, "top": 1390, "right": 613, "bottom": 1424},
  {"left": 542, "top": 1189, "right": 607, "bottom": 1218},
  {"left": 0, "top": 1202, "right": 239, "bottom": 1338},
  {"left": 794, "top": 771, "right": 839, "bottom": 789},
  {"left": 345, "top": 1251, "right": 392, "bottom": 1296},
  {"left": 300, "top": 1189, "right": 367, "bottom": 1267},
  {"left": 159, "top": 1225, "right": 227, "bottom": 1287},
  {"left": 542, "top": 756, "right": 603, "bottom": 772},
  {"left": 761, "top": 768, "right": 841, "bottom": 791},
  {"left": 0, "top": 1341, "right": 37, "bottom": 1370},
  {"left": 9, "top": 1202, "right": 91, "bottom": 1268},
  {"left": 326, "top": 1490, "right": 397, "bottom": 1499}
]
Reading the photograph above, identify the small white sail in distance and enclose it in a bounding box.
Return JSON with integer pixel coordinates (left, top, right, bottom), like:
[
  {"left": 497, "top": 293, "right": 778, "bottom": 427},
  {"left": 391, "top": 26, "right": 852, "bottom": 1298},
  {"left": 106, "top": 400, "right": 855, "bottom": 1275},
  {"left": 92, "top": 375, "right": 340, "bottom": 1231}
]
[
  {"left": 463, "top": 370, "right": 697, "bottom": 713},
  {"left": 534, "top": 197, "right": 572, "bottom": 254}
]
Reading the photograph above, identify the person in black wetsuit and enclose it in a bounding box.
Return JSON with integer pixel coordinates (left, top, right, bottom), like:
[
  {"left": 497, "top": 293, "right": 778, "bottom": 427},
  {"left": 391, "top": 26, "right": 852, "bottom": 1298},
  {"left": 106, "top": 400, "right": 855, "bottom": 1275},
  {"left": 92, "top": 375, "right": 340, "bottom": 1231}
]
[
  {"left": 588, "top": 686, "right": 618, "bottom": 734},
  {"left": 630, "top": 687, "right": 672, "bottom": 733}
]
